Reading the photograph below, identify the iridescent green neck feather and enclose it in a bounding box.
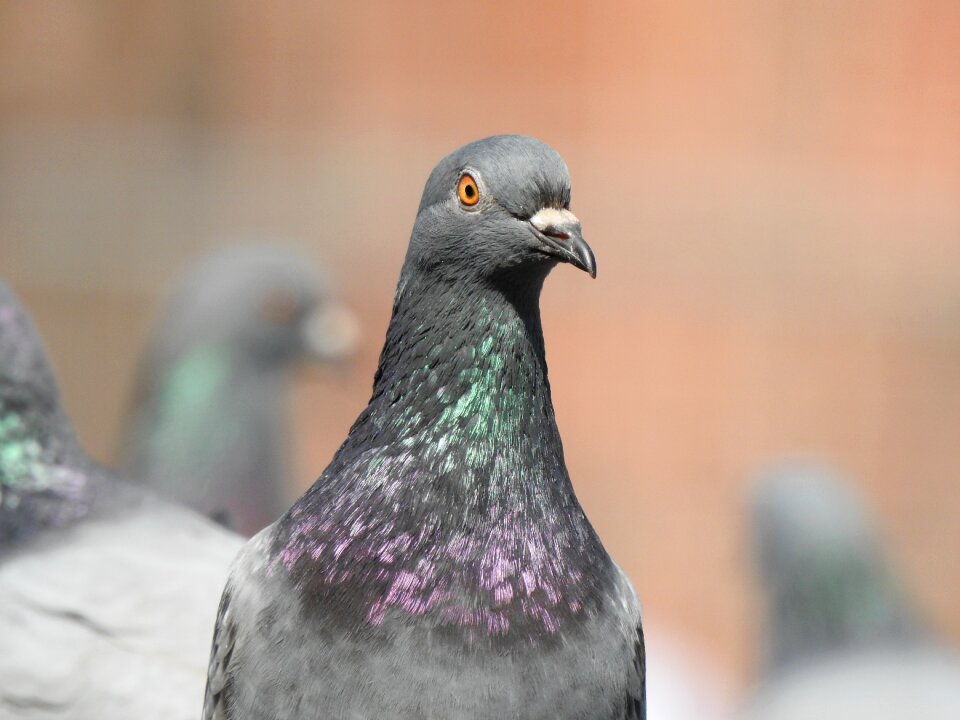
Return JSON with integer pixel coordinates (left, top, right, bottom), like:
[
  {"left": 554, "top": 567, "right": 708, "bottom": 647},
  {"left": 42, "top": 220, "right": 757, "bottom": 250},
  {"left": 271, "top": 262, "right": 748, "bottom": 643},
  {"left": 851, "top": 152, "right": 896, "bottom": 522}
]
[
  {"left": 0, "top": 384, "right": 98, "bottom": 543},
  {"left": 146, "top": 345, "right": 237, "bottom": 479},
  {"left": 326, "top": 269, "right": 565, "bottom": 518}
]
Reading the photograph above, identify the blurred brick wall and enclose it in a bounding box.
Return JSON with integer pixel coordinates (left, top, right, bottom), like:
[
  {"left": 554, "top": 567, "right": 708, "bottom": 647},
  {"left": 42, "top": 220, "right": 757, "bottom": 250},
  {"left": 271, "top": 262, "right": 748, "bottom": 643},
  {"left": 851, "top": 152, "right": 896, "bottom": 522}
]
[{"left": 3, "top": 0, "right": 960, "bottom": 688}]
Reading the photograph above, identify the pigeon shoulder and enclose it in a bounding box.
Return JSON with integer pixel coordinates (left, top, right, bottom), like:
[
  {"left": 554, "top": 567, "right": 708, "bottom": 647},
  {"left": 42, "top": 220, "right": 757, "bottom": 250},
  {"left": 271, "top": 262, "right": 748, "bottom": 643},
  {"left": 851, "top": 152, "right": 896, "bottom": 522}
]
[{"left": 203, "top": 528, "right": 285, "bottom": 720}]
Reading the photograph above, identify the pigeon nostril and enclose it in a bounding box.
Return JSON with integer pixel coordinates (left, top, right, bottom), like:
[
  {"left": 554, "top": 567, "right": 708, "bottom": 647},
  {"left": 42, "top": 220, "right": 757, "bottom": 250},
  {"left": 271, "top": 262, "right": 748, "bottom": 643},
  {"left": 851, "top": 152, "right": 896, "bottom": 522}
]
[{"left": 542, "top": 227, "right": 570, "bottom": 241}]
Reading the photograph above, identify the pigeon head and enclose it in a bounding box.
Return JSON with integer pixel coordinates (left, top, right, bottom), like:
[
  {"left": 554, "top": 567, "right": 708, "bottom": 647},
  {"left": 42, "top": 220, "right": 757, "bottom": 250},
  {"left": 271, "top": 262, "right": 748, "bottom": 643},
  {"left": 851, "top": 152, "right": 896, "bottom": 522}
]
[
  {"left": 155, "top": 245, "right": 358, "bottom": 370},
  {"left": 407, "top": 135, "right": 595, "bottom": 287},
  {"left": 750, "top": 460, "right": 921, "bottom": 673},
  {"left": 119, "top": 244, "right": 358, "bottom": 535},
  {"left": 751, "top": 461, "right": 876, "bottom": 583}
]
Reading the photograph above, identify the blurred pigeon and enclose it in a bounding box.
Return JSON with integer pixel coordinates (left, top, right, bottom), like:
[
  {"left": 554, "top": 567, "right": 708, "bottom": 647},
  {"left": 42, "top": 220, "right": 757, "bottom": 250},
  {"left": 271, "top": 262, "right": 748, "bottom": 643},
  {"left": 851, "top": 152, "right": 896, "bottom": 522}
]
[
  {"left": 119, "top": 245, "right": 358, "bottom": 536},
  {"left": 742, "top": 460, "right": 960, "bottom": 719},
  {"left": 203, "top": 136, "right": 645, "bottom": 719},
  {"left": 0, "top": 283, "right": 243, "bottom": 720}
]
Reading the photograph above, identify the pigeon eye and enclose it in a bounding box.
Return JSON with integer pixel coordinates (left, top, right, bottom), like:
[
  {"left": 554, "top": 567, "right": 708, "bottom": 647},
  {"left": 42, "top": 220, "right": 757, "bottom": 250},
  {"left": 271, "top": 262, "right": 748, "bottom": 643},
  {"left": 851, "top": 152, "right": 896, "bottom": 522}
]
[
  {"left": 457, "top": 174, "right": 480, "bottom": 207},
  {"left": 260, "top": 292, "right": 301, "bottom": 325}
]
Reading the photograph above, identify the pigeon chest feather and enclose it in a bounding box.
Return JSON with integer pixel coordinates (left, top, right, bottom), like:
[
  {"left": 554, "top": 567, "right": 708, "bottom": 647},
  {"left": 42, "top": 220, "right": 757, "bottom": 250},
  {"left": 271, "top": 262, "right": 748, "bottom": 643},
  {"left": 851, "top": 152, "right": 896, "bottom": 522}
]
[
  {"left": 271, "top": 300, "right": 611, "bottom": 642},
  {"left": 216, "top": 538, "right": 642, "bottom": 720}
]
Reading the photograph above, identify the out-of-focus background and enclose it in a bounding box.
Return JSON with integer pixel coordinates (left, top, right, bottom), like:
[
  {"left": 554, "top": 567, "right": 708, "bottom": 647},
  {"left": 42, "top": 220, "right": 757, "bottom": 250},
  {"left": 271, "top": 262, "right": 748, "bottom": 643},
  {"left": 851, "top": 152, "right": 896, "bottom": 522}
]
[{"left": 3, "top": 0, "right": 959, "bottom": 696}]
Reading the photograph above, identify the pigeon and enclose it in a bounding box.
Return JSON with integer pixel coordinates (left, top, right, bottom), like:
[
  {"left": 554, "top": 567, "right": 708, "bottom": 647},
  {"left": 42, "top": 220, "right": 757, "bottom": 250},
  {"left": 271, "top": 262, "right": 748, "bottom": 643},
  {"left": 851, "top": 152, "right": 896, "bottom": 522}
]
[
  {"left": 119, "top": 244, "right": 358, "bottom": 536},
  {"left": 742, "top": 460, "right": 960, "bottom": 719},
  {"left": 0, "top": 283, "right": 243, "bottom": 720},
  {"left": 203, "top": 135, "right": 646, "bottom": 720}
]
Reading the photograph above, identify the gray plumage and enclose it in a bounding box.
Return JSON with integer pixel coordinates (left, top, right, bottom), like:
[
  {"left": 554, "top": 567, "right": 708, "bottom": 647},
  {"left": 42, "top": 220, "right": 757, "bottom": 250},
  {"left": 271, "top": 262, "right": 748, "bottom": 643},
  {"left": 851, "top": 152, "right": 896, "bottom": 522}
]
[
  {"left": 203, "top": 136, "right": 645, "bottom": 719},
  {"left": 0, "top": 283, "right": 243, "bottom": 720},
  {"left": 743, "top": 460, "right": 960, "bottom": 719},
  {"left": 118, "top": 244, "right": 358, "bottom": 536}
]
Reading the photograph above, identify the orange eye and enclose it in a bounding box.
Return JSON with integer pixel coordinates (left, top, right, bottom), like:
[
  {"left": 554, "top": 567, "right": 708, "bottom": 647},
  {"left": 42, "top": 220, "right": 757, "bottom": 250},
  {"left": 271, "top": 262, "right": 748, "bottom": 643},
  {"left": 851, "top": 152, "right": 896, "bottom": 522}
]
[{"left": 457, "top": 174, "right": 480, "bottom": 206}]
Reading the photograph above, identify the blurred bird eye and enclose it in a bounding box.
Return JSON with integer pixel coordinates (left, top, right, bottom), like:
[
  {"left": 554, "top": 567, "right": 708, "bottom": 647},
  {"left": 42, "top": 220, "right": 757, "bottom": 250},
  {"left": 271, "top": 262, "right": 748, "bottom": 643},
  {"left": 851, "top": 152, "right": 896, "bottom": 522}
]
[
  {"left": 260, "top": 292, "right": 301, "bottom": 325},
  {"left": 457, "top": 174, "right": 480, "bottom": 207}
]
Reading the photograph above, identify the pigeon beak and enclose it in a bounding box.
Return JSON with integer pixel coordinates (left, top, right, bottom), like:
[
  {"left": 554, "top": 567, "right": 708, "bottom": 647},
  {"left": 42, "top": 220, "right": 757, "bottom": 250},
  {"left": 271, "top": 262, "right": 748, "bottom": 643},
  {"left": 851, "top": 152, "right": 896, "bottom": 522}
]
[
  {"left": 299, "top": 303, "right": 360, "bottom": 361},
  {"left": 528, "top": 208, "right": 596, "bottom": 278}
]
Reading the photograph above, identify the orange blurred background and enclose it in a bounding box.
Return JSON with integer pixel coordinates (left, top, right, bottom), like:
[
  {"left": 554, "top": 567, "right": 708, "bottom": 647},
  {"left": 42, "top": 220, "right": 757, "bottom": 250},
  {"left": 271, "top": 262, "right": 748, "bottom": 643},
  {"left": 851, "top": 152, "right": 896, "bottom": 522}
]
[{"left": 3, "top": 0, "right": 959, "bottom": 691}]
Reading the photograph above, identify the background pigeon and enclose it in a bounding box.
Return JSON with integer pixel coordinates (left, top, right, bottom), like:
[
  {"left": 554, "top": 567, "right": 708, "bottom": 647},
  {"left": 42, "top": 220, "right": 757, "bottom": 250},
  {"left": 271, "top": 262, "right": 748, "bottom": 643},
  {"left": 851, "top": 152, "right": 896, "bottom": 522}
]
[
  {"left": 742, "top": 460, "right": 960, "bottom": 719},
  {"left": 203, "top": 136, "right": 646, "bottom": 719},
  {"left": 0, "top": 283, "right": 243, "bottom": 720},
  {"left": 118, "top": 244, "right": 358, "bottom": 536}
]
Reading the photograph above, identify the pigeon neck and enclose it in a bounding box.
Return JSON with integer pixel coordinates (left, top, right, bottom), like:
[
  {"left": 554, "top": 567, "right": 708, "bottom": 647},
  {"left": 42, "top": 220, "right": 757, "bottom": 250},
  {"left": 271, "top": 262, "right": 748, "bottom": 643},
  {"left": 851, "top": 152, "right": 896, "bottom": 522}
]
[
  {"left": 364, "top": 268, "right": 560, "bottom": 481},
  {"left": 275, "top": 269, "right": 611, "bottom": 640},
  {"left": 762, "top": 551, "right": 922, "bottom": 674},
  {"left": 143, "top": 345, "right": 247, "bottom": 469},
  {"left": 140, "top": 344, "right": 289, "bottom": 534},
  {"left": 0, "top": 389, "right": 100, "bottom": 542}
]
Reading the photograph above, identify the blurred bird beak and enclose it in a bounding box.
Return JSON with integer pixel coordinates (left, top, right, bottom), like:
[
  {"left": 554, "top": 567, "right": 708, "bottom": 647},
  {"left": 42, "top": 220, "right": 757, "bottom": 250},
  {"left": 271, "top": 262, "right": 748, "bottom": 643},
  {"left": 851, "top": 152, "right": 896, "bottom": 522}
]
[
  {"left": 529, "top": 208, "right": 596, "bottom": 278},
  {"left": 300, "top": 303, "right": 360, "bottom": 361}
]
